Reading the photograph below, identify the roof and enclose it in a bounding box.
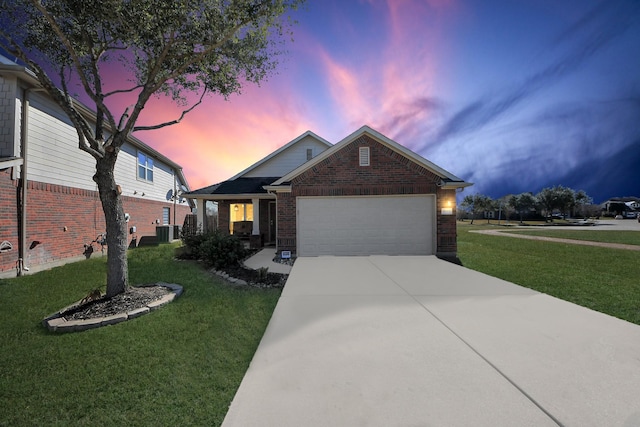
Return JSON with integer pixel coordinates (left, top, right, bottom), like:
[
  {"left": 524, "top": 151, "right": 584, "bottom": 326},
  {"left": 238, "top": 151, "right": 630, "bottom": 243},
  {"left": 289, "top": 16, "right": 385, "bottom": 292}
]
[
  {"left": 270, "top": 125, "right": 471, "bottom": 189},
  {"left": 229, "top": 131, "right": 332, "bottom": 180},
  {"left": 186, "top": 177, "right": 280, "bottom": 197}
]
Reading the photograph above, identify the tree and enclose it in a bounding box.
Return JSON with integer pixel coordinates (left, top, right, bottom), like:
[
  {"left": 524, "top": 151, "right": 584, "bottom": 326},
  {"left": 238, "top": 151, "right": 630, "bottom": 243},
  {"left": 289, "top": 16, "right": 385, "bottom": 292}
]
[
  {"left": 574, "top": 190, "right": 593, "bottom": 218},
  {"left": 1, "top": 0, "right": 304, "bottom": 297},
  {"left": 461, "top": 194, "right": 493, "bottom": 224},
  {"left": 536, "top": 185, "right": 575, "bottom": 221},
  {"left": 508, "top": 192, "right": 537, "bottom": 223}
]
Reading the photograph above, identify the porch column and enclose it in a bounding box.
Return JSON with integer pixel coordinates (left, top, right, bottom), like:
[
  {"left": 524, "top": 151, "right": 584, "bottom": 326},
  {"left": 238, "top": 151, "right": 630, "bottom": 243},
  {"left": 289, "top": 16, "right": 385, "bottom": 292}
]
[
  {"left": 250, "top": 198, "right": 262, "bottom": 248},
  {"left": 252, "top": 198, "right": 260, "bottom": 235},
  {"left": 196, "top": 198, "right": 205, "bottom": 232}
]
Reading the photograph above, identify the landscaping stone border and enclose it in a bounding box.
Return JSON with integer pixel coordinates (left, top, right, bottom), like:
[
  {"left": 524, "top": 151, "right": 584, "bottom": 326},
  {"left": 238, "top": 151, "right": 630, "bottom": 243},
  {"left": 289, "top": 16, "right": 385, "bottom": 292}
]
[{"left": 42, "top": 283, "right": 183, "bottom": 333}]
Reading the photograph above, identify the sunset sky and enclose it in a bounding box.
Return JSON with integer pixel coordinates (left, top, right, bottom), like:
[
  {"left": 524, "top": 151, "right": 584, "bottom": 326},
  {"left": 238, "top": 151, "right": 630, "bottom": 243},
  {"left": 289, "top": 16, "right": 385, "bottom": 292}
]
[{"left": 130, "top": 0, "right": 640, "bottom": 202}]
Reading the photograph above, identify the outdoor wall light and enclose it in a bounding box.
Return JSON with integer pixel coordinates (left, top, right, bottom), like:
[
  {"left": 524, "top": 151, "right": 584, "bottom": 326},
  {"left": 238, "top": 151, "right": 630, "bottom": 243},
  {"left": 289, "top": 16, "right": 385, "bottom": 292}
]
[{"left": 234, "top": 204, "right": 239, "bottom": 212}]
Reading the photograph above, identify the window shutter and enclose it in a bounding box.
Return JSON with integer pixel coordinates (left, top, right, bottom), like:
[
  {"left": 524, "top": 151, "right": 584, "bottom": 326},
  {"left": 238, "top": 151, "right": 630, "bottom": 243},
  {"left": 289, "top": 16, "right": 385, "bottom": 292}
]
[{"left": 359, "top": 147, "right": 370, "bottom": 166}]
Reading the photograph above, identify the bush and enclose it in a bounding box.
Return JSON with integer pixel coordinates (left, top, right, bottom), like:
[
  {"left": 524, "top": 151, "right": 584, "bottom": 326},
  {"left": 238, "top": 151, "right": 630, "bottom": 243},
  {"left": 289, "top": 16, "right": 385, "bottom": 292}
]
[
  {"left": 180, "top": 229, "right": 249, "bottom": 269},
  {"left": 199, "top": 232, "right": 249, "bottom": 269}
]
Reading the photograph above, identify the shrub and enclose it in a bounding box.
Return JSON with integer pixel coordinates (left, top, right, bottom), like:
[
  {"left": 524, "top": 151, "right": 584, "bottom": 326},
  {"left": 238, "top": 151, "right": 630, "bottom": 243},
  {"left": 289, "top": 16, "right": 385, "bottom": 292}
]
[{"left": 197, "top": 232, "right": 249, "bottom": 269}]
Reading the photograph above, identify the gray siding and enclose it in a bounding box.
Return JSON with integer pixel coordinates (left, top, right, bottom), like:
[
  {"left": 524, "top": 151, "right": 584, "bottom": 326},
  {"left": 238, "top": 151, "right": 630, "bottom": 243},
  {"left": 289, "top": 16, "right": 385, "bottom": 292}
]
[
  {"left": 244, "top": 135, "right": 331, "bottom": 178},
  {"left": 25, "top": 92, "right": 187, "bottom": 202}
]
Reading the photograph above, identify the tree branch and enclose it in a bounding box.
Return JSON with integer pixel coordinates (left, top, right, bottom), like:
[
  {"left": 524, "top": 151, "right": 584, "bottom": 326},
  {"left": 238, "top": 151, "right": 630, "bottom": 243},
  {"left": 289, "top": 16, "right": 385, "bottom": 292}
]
[{"left": 133, "top": 89, "right": 208, "bottom": 132}]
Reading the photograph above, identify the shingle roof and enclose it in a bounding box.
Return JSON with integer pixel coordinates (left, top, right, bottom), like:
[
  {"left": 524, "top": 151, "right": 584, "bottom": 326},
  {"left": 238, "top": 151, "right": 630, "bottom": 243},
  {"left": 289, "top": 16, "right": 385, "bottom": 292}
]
[{"left": 186, "top": 177, "right": 280, "bottom": 196}]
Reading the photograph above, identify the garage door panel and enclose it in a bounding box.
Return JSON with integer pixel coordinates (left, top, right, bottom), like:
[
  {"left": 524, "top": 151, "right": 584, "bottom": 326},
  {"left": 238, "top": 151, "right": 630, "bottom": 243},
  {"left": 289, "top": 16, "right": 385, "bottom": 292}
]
[{"left": 297, "top": 196, "right": 434, "bottom": 256}]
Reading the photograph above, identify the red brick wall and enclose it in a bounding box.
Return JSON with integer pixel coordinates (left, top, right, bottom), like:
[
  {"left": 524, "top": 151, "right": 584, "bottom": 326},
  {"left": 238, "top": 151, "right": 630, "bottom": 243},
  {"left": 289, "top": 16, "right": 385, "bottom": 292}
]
[
  {"left": 0, "top": 175, "right": 191, "bottom": 276},
  {"left": 0, "top": 168, "right": 19, "bottom": 274},
  {"left": 276, "top": 134, "right": 459, "bottom": 255}
]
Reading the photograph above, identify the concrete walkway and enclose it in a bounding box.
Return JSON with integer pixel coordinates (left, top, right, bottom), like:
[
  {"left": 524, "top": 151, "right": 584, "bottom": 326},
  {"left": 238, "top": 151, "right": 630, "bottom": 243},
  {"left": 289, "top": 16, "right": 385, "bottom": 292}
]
[
  {"left": 243, "top": 248, "right": 292, "bottom": 274},
  {"left": 473, "top": 229, "right": 640, "bottom": 251},
  {"left": 223, "top": 256, "right": 640, "bottom": 427}
]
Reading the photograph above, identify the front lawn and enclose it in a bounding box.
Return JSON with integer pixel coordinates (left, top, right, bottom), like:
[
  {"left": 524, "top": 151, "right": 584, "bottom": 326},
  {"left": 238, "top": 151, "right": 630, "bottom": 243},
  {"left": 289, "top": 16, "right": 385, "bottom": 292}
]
[
  {"left": 457, "top": 223, "right": 640, "bottom": 325},
  {"left": 0, "top": 244, "right": 281, "bottom": 426},
  {"left": 504, "top": 229, "right": 640, "bottom": 246}
]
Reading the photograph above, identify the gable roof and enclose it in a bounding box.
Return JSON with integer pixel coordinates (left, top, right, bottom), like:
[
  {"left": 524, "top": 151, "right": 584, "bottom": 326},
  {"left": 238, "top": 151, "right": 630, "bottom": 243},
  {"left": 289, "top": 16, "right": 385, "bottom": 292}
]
[
  {"left": 270, "top": 125, "right": 471, "bottom": 189},
  {"left": 228, "top": 130, "right": 332, "bottom": 180}
]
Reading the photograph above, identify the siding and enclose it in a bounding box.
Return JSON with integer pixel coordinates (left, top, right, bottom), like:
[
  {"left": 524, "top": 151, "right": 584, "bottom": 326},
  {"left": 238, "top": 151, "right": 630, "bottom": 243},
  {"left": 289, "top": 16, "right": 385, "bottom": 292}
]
[
  {"left": 243, "top": 135, "right": 330, "bottom": 178},
  {"left": 0, "top": 75, "right": 18, "bottom": 157},
  {"left": 26, "top": 92, "right": 187, "bottom": 202}
]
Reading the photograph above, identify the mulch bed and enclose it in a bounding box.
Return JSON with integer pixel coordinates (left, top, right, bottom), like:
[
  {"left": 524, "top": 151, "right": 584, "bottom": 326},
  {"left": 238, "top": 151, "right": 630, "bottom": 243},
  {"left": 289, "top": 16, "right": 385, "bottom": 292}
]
[{"left": 61, "top": 286, "right": 171, "bottom": 321}]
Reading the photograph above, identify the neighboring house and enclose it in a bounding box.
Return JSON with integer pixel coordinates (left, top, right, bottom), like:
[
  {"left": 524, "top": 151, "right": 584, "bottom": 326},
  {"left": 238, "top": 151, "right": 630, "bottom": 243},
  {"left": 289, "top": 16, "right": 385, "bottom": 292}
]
[
  {"left": 188, "top": 125, "right": 471, "bottom": 258},
  {"left": 0, "top": 55, "right": 193, "bottom": 278},
  {"left": 601, "top": 197, "right": 640, "bottom": 216}
]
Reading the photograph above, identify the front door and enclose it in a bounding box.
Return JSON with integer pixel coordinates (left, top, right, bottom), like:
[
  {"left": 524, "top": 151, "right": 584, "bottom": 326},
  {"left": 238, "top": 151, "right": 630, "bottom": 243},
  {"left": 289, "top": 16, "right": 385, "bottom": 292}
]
[{"left": 268, "top": 201, "right": 277, "bottom": 244}]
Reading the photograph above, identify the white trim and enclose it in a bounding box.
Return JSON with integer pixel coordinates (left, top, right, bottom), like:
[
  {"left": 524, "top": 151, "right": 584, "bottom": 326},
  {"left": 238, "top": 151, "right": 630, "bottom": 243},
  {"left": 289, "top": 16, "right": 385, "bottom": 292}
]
[
  {"left": 272, "top": 125, "right": 469, "bottom": 187},
  {"left": 359, "top": 146, "right": 370, "bottom": 166}
]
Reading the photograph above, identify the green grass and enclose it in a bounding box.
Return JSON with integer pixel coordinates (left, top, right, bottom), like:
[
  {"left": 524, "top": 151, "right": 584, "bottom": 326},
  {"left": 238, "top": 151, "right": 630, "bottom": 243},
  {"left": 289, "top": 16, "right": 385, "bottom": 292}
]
[
  {"left": 0, "top": 244, "right": 281, "bottom": 426},
  {"left": 458, "top": 223, "right": 640, "bottom": 325},
  {"left": 504, "top": 229, "right": 640, "bottom": 246}
]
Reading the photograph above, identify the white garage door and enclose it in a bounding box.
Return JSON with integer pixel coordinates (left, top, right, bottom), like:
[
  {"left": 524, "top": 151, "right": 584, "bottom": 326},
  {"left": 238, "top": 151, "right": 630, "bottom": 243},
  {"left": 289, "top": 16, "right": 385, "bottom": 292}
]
[{"left": 297, "top": 195, "right": 435, "bottom": 256}]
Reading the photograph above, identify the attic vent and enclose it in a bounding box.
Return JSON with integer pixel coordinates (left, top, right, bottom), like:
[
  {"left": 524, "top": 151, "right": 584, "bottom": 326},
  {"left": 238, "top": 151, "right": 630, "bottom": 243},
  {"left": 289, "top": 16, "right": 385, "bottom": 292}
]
[
  {"left": 359, "top": 147, "right": 370, "bottom": 166},
  {"left": 306, "top": 148, "right": 313, "bottom": 161}
]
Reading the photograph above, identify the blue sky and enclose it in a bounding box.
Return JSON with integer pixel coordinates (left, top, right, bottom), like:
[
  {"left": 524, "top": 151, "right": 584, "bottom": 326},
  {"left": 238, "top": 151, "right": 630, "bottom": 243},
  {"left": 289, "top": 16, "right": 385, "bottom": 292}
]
[
  {"left": 11, "top": 0, "right": 639, "bottom": 202},
  {"left": 147, "top": 0, "right": 638, "bottom": 203}
]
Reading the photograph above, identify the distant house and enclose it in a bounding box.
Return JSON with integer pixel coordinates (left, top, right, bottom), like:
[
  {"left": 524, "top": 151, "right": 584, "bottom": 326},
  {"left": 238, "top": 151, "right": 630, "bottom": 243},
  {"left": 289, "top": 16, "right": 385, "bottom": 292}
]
[
  {"left": 0, "top": 55, "right": 193, "bottom": 278},
  {"left": 601, "top": 197, "right": 639, "bottom": 216},
  {"left": 188, "top": 126, "right": 471, "bottom": 258}
]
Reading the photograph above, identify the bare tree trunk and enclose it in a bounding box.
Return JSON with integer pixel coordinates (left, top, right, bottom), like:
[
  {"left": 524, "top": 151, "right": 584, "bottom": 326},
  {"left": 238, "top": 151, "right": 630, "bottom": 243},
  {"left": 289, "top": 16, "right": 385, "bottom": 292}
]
[{"left": 94, "top": 151, "right": 128, "bottom": 298}]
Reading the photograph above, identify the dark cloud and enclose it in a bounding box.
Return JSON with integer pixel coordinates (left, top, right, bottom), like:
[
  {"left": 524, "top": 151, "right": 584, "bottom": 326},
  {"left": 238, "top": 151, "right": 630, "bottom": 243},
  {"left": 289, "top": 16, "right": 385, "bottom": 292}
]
[{"left": 423, "top": 1, "right": 640, "bottom": 150}]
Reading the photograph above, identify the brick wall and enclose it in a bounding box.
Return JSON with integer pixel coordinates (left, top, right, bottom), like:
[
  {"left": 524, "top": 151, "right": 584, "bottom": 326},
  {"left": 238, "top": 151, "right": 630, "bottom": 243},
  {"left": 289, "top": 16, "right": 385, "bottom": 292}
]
[
  {"left": 0, "top": 175, "right": 191, "bottom": 277},
  {"left": 277, "top": 134, "right": 459, "bottom": 255},
  {"left": 0, "top": 168, "right": 19, "bottom": 273}
]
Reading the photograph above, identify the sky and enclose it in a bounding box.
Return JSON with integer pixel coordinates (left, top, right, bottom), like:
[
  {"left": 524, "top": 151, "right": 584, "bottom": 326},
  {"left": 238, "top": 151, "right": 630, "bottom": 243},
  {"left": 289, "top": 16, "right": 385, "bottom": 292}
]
[{"left": 40, "top": 0, "right": 640, "bottom": 202}]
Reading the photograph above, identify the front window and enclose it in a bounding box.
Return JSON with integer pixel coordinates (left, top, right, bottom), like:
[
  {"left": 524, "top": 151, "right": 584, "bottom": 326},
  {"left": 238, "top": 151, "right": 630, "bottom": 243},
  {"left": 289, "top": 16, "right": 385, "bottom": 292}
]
[
  {"left": 230, "top": 203, "right": 254, "bottom": 235},
  {"left": 138, "top": 152, "right": 154, "bottom": 182}
]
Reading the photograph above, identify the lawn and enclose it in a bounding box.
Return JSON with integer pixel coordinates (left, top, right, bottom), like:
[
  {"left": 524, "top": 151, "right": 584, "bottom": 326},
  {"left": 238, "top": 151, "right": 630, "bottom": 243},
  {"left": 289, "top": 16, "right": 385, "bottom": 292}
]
[
  {"left": 504, "top": 229, "right": 640, "bottom": 246},
  {"left": 457, "top": 222, "right": 640, "bottom": 326},
  {"left": 0, "top": 244, "right": 281, "bottom": 427}
]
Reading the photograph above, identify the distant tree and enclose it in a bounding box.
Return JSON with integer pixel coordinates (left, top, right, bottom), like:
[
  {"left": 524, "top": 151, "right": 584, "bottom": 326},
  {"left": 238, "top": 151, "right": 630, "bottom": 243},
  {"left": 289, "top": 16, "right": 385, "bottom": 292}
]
[
  {"left": 0, "top": 0, "right": 304, "bottom": 297},
  {"left": 496, "top": 195, "right": 515, "bottom": 223},
  {"left": 461, "top": 194, "right": 493, "bottom": 225},
  {"left": 536, "top": 185, "right": 576, "bottom": 221},
  {"left": 574, "top": 190, "right": 593, "bottom": 218},
  {"left": 509, "top": 192, "right": 537, "bottom": 223}
]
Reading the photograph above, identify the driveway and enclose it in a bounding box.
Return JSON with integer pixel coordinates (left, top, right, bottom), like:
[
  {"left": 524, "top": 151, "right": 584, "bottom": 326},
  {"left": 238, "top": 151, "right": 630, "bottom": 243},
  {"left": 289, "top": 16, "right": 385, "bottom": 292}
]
[{"left": 222, "top": 256, "right": 640, "bottom": 427}]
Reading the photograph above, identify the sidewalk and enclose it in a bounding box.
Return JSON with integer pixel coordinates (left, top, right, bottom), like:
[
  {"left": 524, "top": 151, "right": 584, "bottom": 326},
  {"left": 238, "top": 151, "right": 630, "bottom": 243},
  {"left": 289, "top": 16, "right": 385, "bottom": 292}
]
[{"left": 243, "top": 248, "right": 292, "bottom": 274}]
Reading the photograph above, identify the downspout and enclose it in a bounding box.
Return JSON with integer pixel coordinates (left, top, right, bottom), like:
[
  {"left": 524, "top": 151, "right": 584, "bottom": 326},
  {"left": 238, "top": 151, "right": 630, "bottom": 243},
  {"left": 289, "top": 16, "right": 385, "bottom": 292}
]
[
  {"left": 18, "top": 87, "right": 32, "bottom": 275},
  {"left": 173, "top": 170, "right": 177, "bottom": 227}
]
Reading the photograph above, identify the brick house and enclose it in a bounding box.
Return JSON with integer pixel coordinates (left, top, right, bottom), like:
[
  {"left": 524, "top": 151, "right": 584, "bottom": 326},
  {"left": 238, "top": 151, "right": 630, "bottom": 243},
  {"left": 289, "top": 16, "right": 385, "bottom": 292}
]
[
  {"left": 188, "top": 125, "right": 471, "bottom": 258},
  {"left": 0, "top": 55, "right": 193, "bottom": 278}
]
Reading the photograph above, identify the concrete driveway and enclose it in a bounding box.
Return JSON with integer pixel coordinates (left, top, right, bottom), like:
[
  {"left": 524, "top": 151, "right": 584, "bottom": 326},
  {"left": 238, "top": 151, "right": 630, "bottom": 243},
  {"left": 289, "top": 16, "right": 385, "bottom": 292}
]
[{"left": 222, "top": 256, "right": 640, "bottom": 427}]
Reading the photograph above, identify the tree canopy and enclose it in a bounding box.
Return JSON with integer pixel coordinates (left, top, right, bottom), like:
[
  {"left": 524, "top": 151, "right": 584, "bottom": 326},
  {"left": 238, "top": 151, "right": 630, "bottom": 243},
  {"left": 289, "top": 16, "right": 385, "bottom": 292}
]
[{"left": 0, "top": 0, "right": 304, "bottom": 297}]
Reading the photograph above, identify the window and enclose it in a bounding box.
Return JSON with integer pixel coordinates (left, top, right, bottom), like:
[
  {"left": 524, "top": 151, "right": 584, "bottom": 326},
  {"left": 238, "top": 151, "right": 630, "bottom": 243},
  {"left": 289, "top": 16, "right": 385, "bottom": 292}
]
[
  {"left": 138, "top": 152, "right": 154, "bottom": 182},
  {"left": 306, "top": 148, "right": 313, "bottom": 161},
  {"left": 229, "top": 203, "right": 254, "bottom": 235},
  {"left": 162, "top": 207, "right": 170, "bottom": 225},
  {"left": 359, "top": 147, "right": 370, "bottom": 166}
]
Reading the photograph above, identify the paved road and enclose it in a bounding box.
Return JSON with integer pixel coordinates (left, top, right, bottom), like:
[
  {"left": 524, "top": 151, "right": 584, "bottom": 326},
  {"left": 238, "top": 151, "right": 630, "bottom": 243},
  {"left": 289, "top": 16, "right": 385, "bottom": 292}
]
[{"left": 222, "top": 256, "right": 640, "bottom": 427}]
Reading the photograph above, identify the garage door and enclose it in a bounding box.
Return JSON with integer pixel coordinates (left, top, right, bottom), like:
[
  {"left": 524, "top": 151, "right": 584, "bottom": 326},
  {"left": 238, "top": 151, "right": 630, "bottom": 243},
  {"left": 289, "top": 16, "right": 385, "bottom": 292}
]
[{"left": 297, "top": 195, "right": 435, "bottom": 256}]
